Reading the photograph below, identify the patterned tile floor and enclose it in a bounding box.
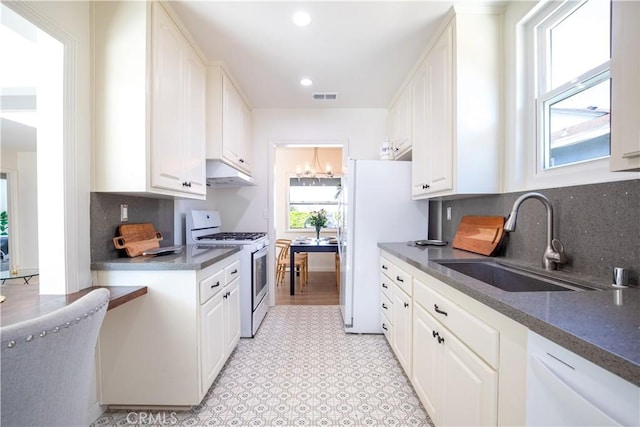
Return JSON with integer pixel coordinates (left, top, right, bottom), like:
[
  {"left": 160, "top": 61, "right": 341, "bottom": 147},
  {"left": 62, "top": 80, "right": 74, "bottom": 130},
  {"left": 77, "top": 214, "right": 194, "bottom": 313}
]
[{"left": 93, "top": 305, "right": 432, "bottom": 426}]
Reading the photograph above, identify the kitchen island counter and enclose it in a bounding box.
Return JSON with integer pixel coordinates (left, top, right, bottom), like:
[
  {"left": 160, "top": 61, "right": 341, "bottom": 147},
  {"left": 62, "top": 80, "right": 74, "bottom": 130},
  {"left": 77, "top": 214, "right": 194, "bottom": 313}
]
[
  {"left": 379, "top": 242, "right": 640, "bottom": 387},
  {"left": 91, "top": 245, "right": 241, "bottom": 271}
]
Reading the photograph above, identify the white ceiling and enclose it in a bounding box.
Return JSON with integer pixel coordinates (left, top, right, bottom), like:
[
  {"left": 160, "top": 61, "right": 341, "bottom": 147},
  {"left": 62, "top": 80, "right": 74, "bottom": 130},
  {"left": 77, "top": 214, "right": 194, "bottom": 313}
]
[{"left": 169, "top": 1, "right": 498, "bottom": 109}]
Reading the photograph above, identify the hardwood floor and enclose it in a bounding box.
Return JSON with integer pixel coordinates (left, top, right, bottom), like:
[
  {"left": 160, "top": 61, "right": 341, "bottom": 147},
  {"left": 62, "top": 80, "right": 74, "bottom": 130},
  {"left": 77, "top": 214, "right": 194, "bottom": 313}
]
[{"left": 275, "top": 271, "right": 339, "bottom": 305}]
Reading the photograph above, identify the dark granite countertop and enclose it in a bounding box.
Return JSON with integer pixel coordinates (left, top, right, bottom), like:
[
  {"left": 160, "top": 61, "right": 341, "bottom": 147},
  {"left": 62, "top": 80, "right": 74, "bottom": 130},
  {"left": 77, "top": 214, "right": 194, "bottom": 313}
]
[
  {"left": 91, "top": 245, "right": 241, "bottom": 271},
  {"left": 379, "top": 242, "right": 640, "bottom": 387}
]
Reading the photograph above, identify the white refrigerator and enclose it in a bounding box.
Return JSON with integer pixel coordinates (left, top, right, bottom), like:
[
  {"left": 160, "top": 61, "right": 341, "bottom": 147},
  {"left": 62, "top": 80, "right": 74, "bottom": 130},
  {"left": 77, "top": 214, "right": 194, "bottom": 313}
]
[{"left": 337, "top": 159, "right": 428, "bottom": 333}]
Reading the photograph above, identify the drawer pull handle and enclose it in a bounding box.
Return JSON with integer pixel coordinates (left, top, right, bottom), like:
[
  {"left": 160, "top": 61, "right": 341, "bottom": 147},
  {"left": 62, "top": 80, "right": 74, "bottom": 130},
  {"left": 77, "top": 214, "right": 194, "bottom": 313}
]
[
  {"left": 434, "top": 304, "right": 448, "bottom": 316},
  {"left": 382, "top": 265, "right": 388, "bottom": 270},
  {"left": 211, "top": 281, "right": 221, "bottom": 289},
  {"left": 223, "top": 291, "right": 230, "bottom": 299},
  {"left": 396, "top": 276, "right": 404, "bottom": 283},
  {"left": 231, "top": 269, "right": 238, "bottom": 274},
  {"left": 382, "top": 283, "right": 388, "bottom": 289},
  {"left": 382, "top": 303, "right": 388, "bottom": 310},
  {"left": 404, "top": 302, "right": 409, "bottom": 308},
  {"left": 382, "top": 324, "right": 388, "bottom": 331},
  {"left": 432, "top": 330, "right": 445, "bottom": 344}
]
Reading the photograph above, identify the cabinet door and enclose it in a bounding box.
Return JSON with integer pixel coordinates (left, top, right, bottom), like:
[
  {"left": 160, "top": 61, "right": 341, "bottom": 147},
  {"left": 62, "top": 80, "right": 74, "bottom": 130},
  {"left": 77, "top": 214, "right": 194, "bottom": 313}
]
[
  {"left": 222, "top": 76, "right": 241, "bottom": 167},
  {"left": 224, "top": 279, "right": 241, "bottom": 355},
  {"left": 610, "top": 0, "right": 640, "bottom": 172},
  {"left": 151, "top": 3, "right": 185, "bottom": 192},
  {"left": 440, "top": 327, "right": 498, "bottom": 427},
  {"left": 411, "top": 61, "right": 430, "bottom": 198},
  {"left": 183, "top": 45, "right": 207, "bottom": 195},
  {"left": 424, "top": 24, "right": 453, "bottom": 194},
  {"left": 412, "top": 303, "right": 441, "bottom": 423},
  {"left": 392, "top": 286, "right": 413, "bottom": 375},
  {"left": 200, "top": 292, "right": 225, "bottom": 396},
  {"left": 237, "top": 100, "right": 252, "bottom": 173}
]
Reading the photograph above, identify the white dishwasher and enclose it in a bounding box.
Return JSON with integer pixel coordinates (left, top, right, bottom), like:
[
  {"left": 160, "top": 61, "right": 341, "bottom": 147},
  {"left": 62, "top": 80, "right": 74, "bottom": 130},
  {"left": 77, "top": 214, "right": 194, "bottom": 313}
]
[{"left": 526, "top": 331, "right": 639, "bottom": 426}]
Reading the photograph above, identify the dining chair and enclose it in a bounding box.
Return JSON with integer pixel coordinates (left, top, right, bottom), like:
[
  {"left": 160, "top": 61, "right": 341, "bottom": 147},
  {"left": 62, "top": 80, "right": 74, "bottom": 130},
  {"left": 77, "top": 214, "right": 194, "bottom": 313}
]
[
  {"left": 1, "top": 288, "right": 110, "bottom": 427},
  {"left": 275, "top": 239, "right": 308, "bottom": 290}
]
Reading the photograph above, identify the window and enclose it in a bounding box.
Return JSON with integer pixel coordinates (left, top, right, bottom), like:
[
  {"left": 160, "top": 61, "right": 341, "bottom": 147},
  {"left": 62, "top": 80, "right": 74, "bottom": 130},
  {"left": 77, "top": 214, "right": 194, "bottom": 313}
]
[
  {"left": 288, "top": 177, "right": 341, "bottom": 230},
  {"left": 534, "top": 0, "right": 611, "bottom": 170}
]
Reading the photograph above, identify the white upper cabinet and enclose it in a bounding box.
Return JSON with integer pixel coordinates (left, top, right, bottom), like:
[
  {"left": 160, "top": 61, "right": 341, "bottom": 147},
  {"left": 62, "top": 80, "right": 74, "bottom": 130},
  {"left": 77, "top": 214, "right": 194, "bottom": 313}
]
[
  {"left": 410, "top": 8, "right": 501, "bottom": 199},
  {"left": 387, "top": 86, "right": 412, "bottom": 158},
  {"left": 93, "top": 1, "right": 206, "bottom": 199},
  {"left": 610, "top": 0, "right": 640, "bottom": 172},
  {"left": 206, "top": 65, "right": 253, "bottom": 175}
]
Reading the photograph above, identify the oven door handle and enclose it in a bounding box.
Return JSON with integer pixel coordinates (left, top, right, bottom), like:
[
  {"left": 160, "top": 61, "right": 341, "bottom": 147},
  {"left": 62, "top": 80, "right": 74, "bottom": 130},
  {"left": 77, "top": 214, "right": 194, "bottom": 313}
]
[{"left": 253, "top": 245, "right": 269, "bottom": 258}]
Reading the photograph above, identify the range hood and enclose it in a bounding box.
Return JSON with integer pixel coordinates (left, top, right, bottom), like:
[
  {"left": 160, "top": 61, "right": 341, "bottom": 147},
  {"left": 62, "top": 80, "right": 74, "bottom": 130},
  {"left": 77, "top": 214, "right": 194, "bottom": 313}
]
[{"left": 206, "top": 160, "right": 255, "bottom": 187}]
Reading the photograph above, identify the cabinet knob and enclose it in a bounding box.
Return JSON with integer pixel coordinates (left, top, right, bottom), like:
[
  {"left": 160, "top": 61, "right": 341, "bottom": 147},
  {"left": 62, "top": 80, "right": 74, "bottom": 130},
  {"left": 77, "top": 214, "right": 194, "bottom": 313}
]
[
  {"left": 239, "top": 158, "right": 245, "bottom": 163},
  {"left": 382, "top": 303, "right": 388, "bottom": 310},
  {"left": 404, "top": 302, "right": 409, "bottom": 308},
  {"left": 422, "top": 184, "right": 430, "bottom": 189},
  {"left": 382, "top": 324, "right": 388, "bottom": 331}
]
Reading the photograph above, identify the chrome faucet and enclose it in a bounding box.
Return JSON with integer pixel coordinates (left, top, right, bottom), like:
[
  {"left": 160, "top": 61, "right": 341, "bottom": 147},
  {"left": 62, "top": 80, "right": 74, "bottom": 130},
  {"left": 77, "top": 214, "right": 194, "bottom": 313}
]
[{"left": 504, "top": 192, "right": 568, "bottom": 271}]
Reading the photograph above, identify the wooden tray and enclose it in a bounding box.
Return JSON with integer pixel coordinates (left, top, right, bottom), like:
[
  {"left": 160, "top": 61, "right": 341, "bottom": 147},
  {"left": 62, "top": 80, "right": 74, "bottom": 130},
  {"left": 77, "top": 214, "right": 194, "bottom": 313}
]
[
  {"left": 452, "top": 216, "right": 505, "bottom": 256},
  {"left": 113, "top": 223, "right": 163, "bottom": 257}
]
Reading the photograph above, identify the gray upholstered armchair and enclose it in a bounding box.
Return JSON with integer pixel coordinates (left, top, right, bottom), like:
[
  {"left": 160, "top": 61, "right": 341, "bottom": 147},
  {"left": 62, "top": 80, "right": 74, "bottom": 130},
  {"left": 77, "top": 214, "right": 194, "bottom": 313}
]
[{"left": 1, "top": 288, "right": 110, "bottom": 427}]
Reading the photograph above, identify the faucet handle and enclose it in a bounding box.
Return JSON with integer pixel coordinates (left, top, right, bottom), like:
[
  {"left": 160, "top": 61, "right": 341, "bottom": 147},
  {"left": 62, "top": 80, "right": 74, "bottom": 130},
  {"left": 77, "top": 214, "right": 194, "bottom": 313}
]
[{"left": 551, "top": 239, "right": 568, "bottom": 264}]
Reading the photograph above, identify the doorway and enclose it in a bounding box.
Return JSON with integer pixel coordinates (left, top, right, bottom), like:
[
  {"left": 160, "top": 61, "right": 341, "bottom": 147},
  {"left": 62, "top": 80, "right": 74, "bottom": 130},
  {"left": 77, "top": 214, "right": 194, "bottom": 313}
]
[
  {"left": 271, "top": 144, "right": 343, "bottom": 305},
  {"left": 1, "top": 2, "right": 66, "bottom": 291}
]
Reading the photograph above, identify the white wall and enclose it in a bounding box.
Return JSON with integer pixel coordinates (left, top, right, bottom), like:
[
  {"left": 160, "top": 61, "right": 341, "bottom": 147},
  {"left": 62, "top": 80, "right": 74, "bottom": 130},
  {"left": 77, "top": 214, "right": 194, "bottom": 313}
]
[
  {"left": 17, "top": 152, "right": 38, "bottom": 269},
  {"left": 209, "top": 108, "right": 387, "bottom": 233}
]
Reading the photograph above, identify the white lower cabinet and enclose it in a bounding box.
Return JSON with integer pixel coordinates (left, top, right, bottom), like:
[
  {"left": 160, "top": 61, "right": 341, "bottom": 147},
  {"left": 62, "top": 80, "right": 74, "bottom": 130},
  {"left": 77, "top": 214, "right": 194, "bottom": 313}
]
[
  {"left": 96, "top": 253, "right": 240, "bottom": 407},
  {"left": 392, "top": 285, "right": 412, "bottom": 376},
  {"left": 380, "top": 250, "right": 528, "bottom": 426},
  {"left": 413, "top": 302, "right": 498, "bottom": 426}
]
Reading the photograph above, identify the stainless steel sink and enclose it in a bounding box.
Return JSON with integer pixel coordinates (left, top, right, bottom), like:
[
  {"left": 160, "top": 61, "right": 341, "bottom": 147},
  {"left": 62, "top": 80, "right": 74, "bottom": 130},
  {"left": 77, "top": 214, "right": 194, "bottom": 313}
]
[{"left": 435, "top": 261, "right": 599, "bottom": 292}]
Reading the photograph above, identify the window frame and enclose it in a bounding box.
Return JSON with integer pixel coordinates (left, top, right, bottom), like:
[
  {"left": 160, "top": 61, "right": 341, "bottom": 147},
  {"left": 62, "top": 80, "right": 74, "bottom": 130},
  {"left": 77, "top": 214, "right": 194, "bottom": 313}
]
[
  {"left": 286, "top": 175, "right": 342, "bottom": 232},
  {"left": 533, "top": 0, "right": 612, "bottom": 175}
]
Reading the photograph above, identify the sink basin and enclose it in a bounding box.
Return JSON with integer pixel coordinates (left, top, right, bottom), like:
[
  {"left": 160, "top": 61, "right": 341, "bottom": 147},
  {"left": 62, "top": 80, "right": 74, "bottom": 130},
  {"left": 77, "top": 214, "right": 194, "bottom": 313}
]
[{"left": 435, "top": 261, "right": 598, "bottom": 292}]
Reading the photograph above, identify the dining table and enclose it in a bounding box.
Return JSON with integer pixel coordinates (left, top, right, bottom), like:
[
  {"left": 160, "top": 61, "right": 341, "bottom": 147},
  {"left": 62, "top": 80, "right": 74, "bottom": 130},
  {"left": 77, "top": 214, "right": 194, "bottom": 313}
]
[{"left": 290, "top": 238, "right": 339, "bottom": 295}]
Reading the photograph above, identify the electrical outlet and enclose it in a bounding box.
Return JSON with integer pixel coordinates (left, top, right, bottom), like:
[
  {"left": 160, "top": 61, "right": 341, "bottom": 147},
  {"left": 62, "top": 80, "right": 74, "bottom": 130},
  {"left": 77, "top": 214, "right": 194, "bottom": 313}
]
[
  {"left": 120, "top": 204, "right": 128, "bottom": 222},
  {"left": 446, "top": 206, "right": 452, "bottom": 221}
]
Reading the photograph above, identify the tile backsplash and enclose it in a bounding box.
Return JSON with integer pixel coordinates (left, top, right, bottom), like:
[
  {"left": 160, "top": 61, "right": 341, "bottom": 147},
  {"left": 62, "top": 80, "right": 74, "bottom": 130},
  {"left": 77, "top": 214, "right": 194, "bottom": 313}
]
[
  {"left": 440, "top": 179, "right": 639, "bottom": 286},
  {"left": 90, "top": 193, "right": 174, "bottom": 261}
]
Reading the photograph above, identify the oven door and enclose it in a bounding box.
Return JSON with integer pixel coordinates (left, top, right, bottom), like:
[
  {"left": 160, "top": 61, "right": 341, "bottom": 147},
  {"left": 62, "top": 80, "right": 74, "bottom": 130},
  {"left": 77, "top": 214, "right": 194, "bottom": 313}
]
[{"left": 252, "top": 245, "right": 268, "bottom": 310}]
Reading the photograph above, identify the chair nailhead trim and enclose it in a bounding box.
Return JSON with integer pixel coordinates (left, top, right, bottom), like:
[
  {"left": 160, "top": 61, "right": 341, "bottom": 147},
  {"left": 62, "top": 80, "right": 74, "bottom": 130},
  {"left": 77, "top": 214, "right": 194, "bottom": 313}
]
[{"left": 1, "top": 299, "right": 109, "bottom": 349}]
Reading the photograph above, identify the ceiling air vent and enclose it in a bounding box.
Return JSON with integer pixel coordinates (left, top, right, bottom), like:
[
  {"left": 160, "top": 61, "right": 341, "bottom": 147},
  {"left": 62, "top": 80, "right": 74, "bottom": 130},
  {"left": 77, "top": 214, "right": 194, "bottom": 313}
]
[{"left": 313, "top": 93, "right": 338, "bottom": 101}]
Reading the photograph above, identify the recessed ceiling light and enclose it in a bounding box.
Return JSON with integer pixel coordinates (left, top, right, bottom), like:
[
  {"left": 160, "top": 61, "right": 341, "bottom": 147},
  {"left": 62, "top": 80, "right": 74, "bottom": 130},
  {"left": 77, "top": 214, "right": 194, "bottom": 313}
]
[
  {"left": 300, "top": 78, "right": 313, "bottom": 87},
  {"left": 292, "top": 11, "right": 311, "bottom": 27}
]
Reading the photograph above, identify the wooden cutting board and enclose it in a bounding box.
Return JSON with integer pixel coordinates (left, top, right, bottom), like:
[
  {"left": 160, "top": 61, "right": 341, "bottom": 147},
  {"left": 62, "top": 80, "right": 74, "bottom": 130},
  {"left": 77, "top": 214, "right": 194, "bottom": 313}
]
[
  {"left": 452, "top": 216, "right": 505, "bottom": 256},
  {"left": 113, "top": 223, "right": 163, "bottom": 257}
]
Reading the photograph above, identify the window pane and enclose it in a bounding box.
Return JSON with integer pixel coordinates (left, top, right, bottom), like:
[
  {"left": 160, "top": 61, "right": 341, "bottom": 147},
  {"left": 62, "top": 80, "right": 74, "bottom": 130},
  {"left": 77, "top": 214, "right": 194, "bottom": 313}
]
[
  {"left": 550, "top": 0, "right": 610, "bottom": 89},
  {"left": 288, "top": 177, "right": 341, "bottom": 229},
  {"left": 545, "top": 78, "right": 610, "bottom": 168}
]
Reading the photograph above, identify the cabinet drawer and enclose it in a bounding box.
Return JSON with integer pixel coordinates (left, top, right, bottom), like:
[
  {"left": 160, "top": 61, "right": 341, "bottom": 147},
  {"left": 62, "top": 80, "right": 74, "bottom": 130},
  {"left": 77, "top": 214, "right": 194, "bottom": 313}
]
[
  {"left": 380, "top": 273, "right": 394, "bottom": 301},
  {"left": 224, "top": 260, "right": 240, "bottom": 285},
  {"left": 381, "top": 310, "right": 393, "bottom": 343},
  {"left": 200, "top": 269, "right": 225, "bottom": 304},
  {"left": 414, "top": 278, "right": 499, "bottom": 368},
  {"left": 380, "top": 292, "right": 393, "bottom": 321},
  {"left": 380, "top": 256, "right": 395, "bottom": 279},
  {"left": 394, "top": 265, "right": 413, "bottom": 296}
]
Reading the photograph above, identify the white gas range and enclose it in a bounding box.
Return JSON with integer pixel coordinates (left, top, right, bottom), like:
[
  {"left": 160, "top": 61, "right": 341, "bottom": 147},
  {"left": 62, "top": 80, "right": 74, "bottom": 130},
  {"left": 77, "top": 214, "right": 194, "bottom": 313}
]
[{"left": 186, "top": 210, "right": 268, "bottom": 338}]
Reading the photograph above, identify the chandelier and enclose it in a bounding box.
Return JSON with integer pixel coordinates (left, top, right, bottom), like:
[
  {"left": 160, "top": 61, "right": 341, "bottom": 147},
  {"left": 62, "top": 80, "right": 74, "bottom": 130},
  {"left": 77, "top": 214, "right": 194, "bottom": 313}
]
[{"left": 296, "top": 147, "right": 334, "bottom": 179}]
